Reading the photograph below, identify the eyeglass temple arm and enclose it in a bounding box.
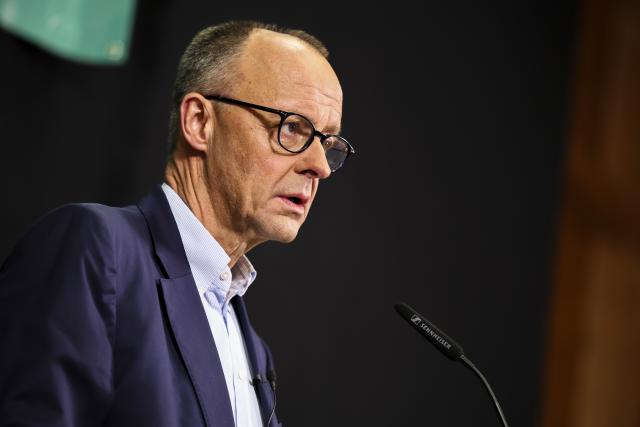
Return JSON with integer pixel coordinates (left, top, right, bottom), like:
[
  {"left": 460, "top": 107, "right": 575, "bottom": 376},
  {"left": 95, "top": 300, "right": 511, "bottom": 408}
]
[{"left": 203, "top": 95, "right": 287, "bottom": 118}]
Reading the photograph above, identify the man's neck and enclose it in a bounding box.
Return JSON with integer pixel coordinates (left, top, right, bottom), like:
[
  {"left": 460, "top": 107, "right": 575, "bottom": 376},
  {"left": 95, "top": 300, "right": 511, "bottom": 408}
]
[{"left": 164, "top": 157, "right": 249, "bottom": 268}]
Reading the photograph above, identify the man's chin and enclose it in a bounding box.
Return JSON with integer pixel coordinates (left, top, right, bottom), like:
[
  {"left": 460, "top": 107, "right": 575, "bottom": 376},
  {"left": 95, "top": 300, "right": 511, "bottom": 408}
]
[
  {"left": 263, "top": 217, "right": 302, "bottom": 243},
  {"left": 271, "top": 227, "right": 300, "bottom": 243}
]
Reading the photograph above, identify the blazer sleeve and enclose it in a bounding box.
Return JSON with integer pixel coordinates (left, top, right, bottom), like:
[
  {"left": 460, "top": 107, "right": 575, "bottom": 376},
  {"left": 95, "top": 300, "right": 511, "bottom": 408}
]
[{"left": 0, "top": 204, "right": 116, "bottom": 427}]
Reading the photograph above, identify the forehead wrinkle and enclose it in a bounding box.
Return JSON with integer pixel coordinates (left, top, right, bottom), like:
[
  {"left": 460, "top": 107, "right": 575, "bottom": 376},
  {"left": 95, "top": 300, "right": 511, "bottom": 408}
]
[
  {"left": 288, "top": 78, "right": 343, "bottom": 103},
  {"left": 282, "top": 86, "right": 343, "bottom": 133},
  {"left": 236, "top": 64, "right": 341, "bottom": 121},
  {"left": 237, "top": 31, "right": 343, "bottom": 132}
]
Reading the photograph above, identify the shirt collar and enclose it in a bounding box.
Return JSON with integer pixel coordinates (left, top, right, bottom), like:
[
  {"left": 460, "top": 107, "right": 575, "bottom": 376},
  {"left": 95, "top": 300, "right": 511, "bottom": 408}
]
[{"left": 161, "top": 183, "right": 257, "bottom": 305}]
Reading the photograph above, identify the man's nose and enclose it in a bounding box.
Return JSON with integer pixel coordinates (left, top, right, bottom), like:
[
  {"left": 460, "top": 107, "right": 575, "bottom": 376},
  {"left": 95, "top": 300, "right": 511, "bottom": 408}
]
[{"left": 296, "top": 137, "right": 331, "bottom": 179}]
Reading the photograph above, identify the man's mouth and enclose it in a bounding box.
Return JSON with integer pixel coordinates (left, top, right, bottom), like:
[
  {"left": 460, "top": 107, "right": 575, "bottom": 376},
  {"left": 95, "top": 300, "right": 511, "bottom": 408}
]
[
  {"left": 278, "top": 194, "right": 309, "bottom": 212},
  {"left": 286, "top": 196, "right": 303, "bottom": 205}
]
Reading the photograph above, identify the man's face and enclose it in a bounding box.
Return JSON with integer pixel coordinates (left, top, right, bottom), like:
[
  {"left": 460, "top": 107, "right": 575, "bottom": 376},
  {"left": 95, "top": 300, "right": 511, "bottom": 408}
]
[{"left": 204, "top": 30, "right": 343, "bottom": 246}]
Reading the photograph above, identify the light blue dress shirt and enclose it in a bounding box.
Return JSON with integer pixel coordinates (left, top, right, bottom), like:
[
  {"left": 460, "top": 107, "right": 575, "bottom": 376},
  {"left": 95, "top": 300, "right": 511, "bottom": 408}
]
[{"left": 161, "top": 183, "right": 263, "bottom": 427}]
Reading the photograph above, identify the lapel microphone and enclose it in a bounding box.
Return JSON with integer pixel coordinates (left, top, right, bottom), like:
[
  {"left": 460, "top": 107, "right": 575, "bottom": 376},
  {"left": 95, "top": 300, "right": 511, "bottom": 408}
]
[
  {"left": 251, "top": 373, "right": 265, "bottom": 386},
  {"left": 266, "top": 369, "right": 277, "bottom": 391},
  {"left": 266, "top": 369, "right": 277, "bottom": 426},
  {"left": 251, "top": 369, "right": 277, "bottom": 426},
  {"left": 251, "top": 369, "right": 276, "bottom": 391},
  {"left": 394, "top": 302, "right": 509, "bottom": 427}
]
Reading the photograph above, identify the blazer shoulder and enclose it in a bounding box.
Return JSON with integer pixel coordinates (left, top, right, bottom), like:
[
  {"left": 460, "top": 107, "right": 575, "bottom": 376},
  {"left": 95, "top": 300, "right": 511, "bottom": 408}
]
[
  {"left": 2, "top": 202, "right": 147, "bottom": 274},
  {"left": 28, "top": 201, "right": 144, "bottom": 239}
]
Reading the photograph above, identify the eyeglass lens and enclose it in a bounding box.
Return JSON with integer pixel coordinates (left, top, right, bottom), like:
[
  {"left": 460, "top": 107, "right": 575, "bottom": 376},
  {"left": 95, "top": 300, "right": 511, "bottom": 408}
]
[{"left": 279, "top": 114, "right": 349, "bottom": 171}]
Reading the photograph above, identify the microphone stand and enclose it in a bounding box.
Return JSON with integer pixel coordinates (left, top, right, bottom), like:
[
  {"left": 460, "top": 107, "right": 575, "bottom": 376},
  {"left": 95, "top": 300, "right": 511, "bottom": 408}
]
[{"left": 460, "top": 354, "right": 509, "bottom": 427}]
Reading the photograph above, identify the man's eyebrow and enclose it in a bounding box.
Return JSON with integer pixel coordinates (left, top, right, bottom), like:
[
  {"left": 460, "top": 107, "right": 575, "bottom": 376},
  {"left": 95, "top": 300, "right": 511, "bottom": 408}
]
[{"left": 323, "top": 123, "right": 342, "bottom": 135}]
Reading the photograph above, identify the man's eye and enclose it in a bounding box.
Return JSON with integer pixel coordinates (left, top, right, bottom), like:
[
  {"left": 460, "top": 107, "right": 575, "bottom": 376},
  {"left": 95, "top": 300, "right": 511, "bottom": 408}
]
[
  {"left": 323, "top": 137, "right": 347, "bottom": 153},
  {"left": 323, "top": 138, "right": 336, "bottom": 149},
  {"left": 283, "top": 122, "right": 300, "bottom": 135},
  {"left": 282, "top": 115, "right": 313, "bottom": 138}
]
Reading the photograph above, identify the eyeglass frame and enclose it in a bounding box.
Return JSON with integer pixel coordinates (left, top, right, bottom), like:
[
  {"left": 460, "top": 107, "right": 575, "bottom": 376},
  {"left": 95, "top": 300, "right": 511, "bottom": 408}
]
[{"left": 203, "top": 94, "right": 355, "bottom": 172}]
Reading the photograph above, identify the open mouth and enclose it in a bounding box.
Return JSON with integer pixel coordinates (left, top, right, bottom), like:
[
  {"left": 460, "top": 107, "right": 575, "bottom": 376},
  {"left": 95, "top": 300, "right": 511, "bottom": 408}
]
[
  {"left": 286, "top": 196, "right": 304, "bottom": 205},
  {"left": 279, "top": 195, "right": 307, "bottom": 211}
]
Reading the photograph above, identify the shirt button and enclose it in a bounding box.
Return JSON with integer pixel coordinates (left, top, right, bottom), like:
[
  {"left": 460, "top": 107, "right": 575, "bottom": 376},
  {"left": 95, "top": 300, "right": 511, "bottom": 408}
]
[{"left": 220, "top": 271, "right": 230, "bottom": 281}]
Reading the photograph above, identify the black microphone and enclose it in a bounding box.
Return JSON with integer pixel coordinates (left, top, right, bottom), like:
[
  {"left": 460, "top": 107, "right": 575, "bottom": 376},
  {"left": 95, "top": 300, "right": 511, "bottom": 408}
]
[
  {"left": 251, "top": 373, "right": 266, "bottom": 386},
  {"left": 394, "top": 302, "right": 509, "bottom": 427},
  {"left": 252, "top": 370, "right": 277, "bottom": 426},
  {"left": 266, "top": 369, "right": 277, "bottom": 426},
  {"left": 266, "top": 369, "right": 277, "bottom": 392}
]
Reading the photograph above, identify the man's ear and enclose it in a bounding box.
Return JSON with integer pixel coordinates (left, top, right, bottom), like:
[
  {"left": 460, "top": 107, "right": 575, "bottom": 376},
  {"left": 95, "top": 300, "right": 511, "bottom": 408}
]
[{"left": 180, "top": 92, "right": 214, "bottom": 152}]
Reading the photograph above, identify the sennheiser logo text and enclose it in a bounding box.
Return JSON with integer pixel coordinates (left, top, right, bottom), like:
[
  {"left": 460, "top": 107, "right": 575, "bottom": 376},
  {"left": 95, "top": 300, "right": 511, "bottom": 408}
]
[{"left": 419, "top": 322, "right": 452, "bottom": 350}]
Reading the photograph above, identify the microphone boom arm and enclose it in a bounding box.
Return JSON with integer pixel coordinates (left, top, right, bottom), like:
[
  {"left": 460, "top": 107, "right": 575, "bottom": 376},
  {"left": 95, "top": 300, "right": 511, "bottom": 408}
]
[{"left": 460, "top": 354, "right": 509, "bottom": 427}]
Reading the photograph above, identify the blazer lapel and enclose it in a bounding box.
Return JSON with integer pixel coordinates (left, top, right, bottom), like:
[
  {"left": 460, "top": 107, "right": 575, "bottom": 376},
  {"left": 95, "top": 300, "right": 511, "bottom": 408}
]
[
  {"left": 232, "top": 296, "right": 277, "bottom": 424},
  {"left": 138, "top": 186, "right": 235, "bottom": 427}
]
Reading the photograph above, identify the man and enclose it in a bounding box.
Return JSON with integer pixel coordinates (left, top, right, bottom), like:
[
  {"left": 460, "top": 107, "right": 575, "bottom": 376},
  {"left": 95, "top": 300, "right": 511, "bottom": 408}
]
[{"left": 0, "top": 21, "right": 354, "bottom": 427}]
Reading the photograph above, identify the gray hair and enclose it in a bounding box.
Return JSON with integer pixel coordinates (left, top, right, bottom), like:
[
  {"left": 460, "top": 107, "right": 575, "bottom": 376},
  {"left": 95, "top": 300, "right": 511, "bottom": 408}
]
[{"left": 167, "top": 20, "right": 329, "bottom": 155}]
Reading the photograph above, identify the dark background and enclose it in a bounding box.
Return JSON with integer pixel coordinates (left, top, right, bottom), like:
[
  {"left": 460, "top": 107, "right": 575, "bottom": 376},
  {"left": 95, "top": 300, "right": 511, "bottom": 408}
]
[{"left": 0, "top": 2, "right": 577, "bottom": 426}]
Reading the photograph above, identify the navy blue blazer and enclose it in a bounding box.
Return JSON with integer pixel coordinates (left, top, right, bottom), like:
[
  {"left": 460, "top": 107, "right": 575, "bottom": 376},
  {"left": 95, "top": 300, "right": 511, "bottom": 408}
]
[{"left": 0, "top": 186, "right": 280, "bottom": 427}]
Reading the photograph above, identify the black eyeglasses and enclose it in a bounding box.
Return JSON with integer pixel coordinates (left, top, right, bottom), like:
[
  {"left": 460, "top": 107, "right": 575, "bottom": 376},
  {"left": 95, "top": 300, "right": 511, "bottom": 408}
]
[{"left": 204, "top": 95, "right": 355, "bottom": 172}]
